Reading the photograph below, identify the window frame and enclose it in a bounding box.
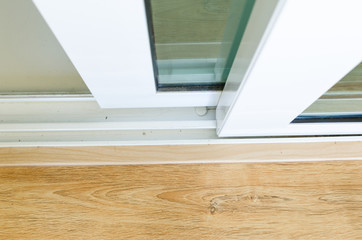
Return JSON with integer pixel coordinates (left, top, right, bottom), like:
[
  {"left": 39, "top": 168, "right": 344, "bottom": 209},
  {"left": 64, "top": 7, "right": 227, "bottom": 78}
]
[
  {"left": 216, "top": 0, "right": 362, "bottom": 137},
  {"left": 22, "top": 0, "right": 362, "bottom": 139},
  {"left": 32, "top": 0, "right": 223, "bottom": 108}
]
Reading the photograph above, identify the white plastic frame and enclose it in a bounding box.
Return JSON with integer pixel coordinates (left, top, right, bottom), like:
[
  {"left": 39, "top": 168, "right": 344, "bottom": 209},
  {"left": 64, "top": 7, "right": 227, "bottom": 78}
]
[
  {"left": 32, "top": 0, "right": 221, "bottom": 108},
  {"left": 31, "top": 0, "right": 362, "bottom": 138},
  {"left": 217, "top": 0, "right": 362, "bottom": 137}
]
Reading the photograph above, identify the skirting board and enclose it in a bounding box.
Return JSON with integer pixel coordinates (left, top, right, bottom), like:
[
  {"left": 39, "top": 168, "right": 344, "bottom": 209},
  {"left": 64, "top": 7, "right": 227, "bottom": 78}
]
[{"left": 1, "top": 141, "right": 362, "bottom": 166}]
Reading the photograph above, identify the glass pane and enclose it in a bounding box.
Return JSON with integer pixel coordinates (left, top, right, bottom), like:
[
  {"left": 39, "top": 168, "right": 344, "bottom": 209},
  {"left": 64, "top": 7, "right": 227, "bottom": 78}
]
[
  {"left": 146, "top": 0, "right": 255, "bottom": 91},
  {"left": 0, "top": 0, "right": 90, "bottom": 95},
  {"left": 295, "top": 62, "right": 362, "bottom": 122}
]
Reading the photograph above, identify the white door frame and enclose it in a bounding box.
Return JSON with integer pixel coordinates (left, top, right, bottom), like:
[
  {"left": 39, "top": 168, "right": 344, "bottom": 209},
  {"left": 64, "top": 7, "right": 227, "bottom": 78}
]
[
  {"left": 217, "top": 0, "right": 362, "bottom": 137},
  {"left": 5, "top": 0, "right": 360, "bottom": 142},
  {"left": 32, "top": 0, "right": 221, "bottom": 108}
]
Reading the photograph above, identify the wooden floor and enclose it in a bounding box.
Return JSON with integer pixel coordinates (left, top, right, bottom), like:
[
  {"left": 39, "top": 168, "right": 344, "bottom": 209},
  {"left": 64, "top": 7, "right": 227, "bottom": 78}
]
[
  {"left": 1, "top": 158, "right": 362, "bottom": 239},
  {"left": 1, "top": 141, "right": 362, "bottom": 166}
]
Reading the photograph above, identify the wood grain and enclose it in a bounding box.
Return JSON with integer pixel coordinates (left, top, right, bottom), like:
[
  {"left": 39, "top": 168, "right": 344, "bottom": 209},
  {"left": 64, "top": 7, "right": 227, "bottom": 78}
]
[
  {"left": 1, "top": 141, "right": 362, "bottom": 166},
  {"left": 1, "top": 161, "right": 362, "bottom": 239}
]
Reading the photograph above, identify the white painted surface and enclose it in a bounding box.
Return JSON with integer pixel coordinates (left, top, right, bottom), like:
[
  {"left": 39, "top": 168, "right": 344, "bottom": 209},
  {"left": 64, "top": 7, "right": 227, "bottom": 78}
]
[
  {"left": 1, "top": 100, "right": 362, "bottom": 146},
  {"left": 33, "top": 0, "right": 220, "bottom": 108},
  {"left": 217, "top": 0, "right": 362, "bottom": 136},
  {"left": 218, "top": 122, "right": 362, "bottom": 137}
]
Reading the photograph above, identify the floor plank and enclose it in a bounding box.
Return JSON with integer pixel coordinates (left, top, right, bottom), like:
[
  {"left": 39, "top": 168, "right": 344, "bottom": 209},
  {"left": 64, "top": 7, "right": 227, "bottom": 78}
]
[
  {"left": 1, "top": 141, "right": 362, "bottom": 166},
  {"left": 1, "top": 161, "right": 361, "bottom": 239}
]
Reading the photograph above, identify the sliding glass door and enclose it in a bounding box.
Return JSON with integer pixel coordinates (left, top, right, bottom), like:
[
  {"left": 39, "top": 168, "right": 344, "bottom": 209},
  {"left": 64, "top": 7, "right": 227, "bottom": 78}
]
[
  {"left": 216, "top": 0, "right": 362, "bottom": 137},
  {"left": 31, "top": 0, "right": 362, "bottom": 137},
  {"left": 146, "top": 0, "right": 255, "bottom": 91}
]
